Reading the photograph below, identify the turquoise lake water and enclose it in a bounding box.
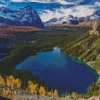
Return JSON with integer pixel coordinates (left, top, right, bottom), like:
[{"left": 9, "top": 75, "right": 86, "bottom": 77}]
[{"left": 16, "top": 47, "right": 99, "bottom": 94}]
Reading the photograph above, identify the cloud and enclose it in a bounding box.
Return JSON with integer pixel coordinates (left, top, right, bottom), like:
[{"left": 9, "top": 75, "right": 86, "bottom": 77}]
[
  {"left": 0, "top": 4, "right": 6, "bottom": 7},
  {"left": 1, "top": 0, "right": 100, "bottom": 6},
  {"left": 40, "top": 5, "right": 96, "bottom": 22},
  {"left": 10, "top": 0, "right": 31, "bottom": 1},
  {"left": 6, "top": 0, "right": 76, "bottom": 5},
  {"left": 95, "top": 2, "right": 100, "bottom": 6},
  {"left": 1, "top": 0, "right": 100, "bottom": 5},
  {"left": 0, "top": 0, "right": 99, "bottom": 23}
]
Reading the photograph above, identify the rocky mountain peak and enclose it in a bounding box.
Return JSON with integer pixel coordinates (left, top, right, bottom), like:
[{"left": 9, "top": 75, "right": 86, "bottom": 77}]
[
  {"left": 18, "top": 5, "right": 36, "bottom": 15},
  {"left": 0, "top": 5, "right": 44, "bottom": 29}
]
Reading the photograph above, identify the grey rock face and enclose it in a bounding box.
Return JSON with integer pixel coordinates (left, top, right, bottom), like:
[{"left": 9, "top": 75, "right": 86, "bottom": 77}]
[
  {"left": 13, "top": 95, "right": 74, "bottom": 100},
  {"left": 93, "top": 20, "right": 100, "bottom": 31},
  {"left": 90, "top": 19, "right": 100, "bottom": 35},
  {"left": 13, "top": 95, "right": 100, "bottom": 100}
]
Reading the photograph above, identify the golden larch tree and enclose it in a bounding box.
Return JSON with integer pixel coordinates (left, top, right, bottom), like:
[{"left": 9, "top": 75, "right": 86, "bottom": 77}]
[{"left": 39, "top": 86, "right": 46, "bottom": 96}]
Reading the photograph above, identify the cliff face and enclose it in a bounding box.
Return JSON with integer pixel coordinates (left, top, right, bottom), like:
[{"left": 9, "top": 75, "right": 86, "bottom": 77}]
[{"left": 89, "top": 19, "right": 100, "bottom": 35}]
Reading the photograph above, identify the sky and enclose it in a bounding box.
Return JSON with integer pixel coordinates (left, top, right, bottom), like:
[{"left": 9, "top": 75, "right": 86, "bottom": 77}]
[
  {"left": 1, "top": 0, "right": 82, "bottom": 4},
  {"left": 1, "top": 0, "right": 100, "bottom": 5}
]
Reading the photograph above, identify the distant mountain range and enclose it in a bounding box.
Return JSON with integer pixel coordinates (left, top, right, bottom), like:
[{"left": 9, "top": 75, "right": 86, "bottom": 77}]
[
  {"left": 44, "top": 5, "right": 100, "bottom": 25},
  {"left": 0, "top": 0, "right": 100, "bottom": 26},
  {"left": 0, "top": 5, "right": 44, "bottom": 29}
]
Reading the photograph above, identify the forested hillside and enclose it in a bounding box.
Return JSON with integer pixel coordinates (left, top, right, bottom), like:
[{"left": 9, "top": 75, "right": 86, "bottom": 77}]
[{"left": 62, "top": 19, "right": 100, "bottom": 72}]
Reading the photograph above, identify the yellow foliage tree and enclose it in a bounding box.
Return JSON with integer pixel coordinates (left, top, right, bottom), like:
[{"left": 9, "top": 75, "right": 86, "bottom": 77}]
[
  {"left": 9, "top": 75, "right": 14, "bottom": 80},
  {"left": 53, "top": 89, "right": 59, "bottom": 97},
  {"left": 0, "top": 75, "right": 5, "bottom": 85},
  {"left": 2, "top": 88, "right": 6, "bottom": 96},
  {"left": 71, "top": 92, "right": 77, "bottom": 98},
  {"left": 5, "top": 76, "right": 22, "bottom": 89},
  {"left": 14, "top": 78, "right": 22, "bottom": 89},
  {"left": 6, "top": 78, "right": 12, "bottom": 87},
  {"left": 0, "top": 75, "right": 61, "bottom": 98},
  {"left": 27, "top": 80, "right": 38, "bottom": 94},
  {"left": 6, "top": 75, "right": 15, "bottom": 89},
  {"left": 28, "top": 83, "right": 38, "bottom": 94},
  {"left": 28, "top": 80, "right": 33, "bottom": 85},
  {"left": 39, "top": 86, "right": 46, "bottom": 96},
  {"left": 2, "top": 88, "right": 12, "bottom": 98},
  {"left": 47, "top": 91, "right": 53, "bottom": 96}
]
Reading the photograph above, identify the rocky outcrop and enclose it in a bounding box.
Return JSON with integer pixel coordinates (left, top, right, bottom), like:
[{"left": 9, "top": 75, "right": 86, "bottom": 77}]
[
  {"left": 13, "top": 95, "right": 73, "bottom": 100},
  {"left": 87, "top": 96, "right": 100, "bottom": 100},
  {"left": 13, "top": 95, "right": 100, "bottom": 100},
  {"left": 89, "top": 19, "right": 100, "bottom": 35}
]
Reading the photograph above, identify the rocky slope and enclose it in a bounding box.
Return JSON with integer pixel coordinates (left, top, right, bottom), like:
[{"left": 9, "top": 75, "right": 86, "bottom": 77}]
[
  {"left": 89, "top": 19, "right": 100, "bottom": 35},
  {"left": 13, "top": 95, "right": 100, "bottom": 100}
]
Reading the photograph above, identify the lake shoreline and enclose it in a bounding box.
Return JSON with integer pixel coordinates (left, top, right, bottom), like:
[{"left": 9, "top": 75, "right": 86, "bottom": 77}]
[{"left": 16, "top": 47, "right": 99, "bottom": 95}]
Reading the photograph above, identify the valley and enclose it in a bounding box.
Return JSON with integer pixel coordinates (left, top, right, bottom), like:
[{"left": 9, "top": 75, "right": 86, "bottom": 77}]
[
  {"left": 0, "top": 22, "right": 100, "bottom": 99},
  {"left": 0, "top": 0, "right": 100, "bottom": 100}
]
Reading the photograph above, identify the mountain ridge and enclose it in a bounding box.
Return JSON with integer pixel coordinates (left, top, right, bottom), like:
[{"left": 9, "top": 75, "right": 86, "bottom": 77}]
[{"left": 0, "top": 5, "right": 44, "bottom": 29}]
